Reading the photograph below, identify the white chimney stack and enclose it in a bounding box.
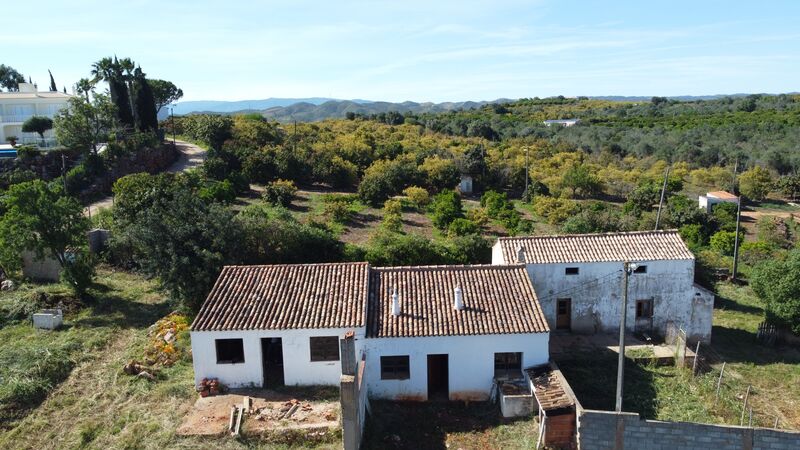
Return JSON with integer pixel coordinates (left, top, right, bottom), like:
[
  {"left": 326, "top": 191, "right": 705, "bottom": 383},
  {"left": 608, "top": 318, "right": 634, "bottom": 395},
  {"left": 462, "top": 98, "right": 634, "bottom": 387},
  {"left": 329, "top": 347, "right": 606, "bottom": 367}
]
[
  {"left": 454, "top": 285, "right": 464, "bottom": 311},
  {"left": 516, "top": 246, "right": 526, "bottom": 263},
  {"left": 391, "top": 288, "right": 400, "bottom": 316}
]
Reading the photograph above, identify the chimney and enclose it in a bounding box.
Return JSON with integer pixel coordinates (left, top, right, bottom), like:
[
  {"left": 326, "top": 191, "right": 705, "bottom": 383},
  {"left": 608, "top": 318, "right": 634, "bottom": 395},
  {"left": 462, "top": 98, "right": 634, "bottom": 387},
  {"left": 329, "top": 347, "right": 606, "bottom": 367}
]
[
  {"left": 516, "top": 246, "right": 526, "bottom": 263},
  {"left": 454, "top": 285, "right": 464, "bottom": 311},
  {"left": 391, "top": 288, "right": 400, "bottom": 316}
]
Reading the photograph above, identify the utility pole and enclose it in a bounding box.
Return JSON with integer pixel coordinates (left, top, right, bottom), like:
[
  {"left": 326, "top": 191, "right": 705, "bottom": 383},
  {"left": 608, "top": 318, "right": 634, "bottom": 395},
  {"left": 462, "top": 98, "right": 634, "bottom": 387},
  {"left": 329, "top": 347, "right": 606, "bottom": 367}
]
[
  {"left": 654, "top": 166, "right": 670, "bottom": 231},
  {"left": 170, "top": 104, "right": 176, "bottom": 145},
  {"left": 293, "top": 120, "right": 298, "bottom": 154},
  {"left": 61, "top": 153, "right": 68, "bottom": 194},
  {"left": 524, "top": 146, "right": 529, "bottom": 199},
  {"left": 616, "top": 262, "right": 635, "bottom": 412},
  {"left": 732, "top": 195, "right": 742, "bottom": 281}
]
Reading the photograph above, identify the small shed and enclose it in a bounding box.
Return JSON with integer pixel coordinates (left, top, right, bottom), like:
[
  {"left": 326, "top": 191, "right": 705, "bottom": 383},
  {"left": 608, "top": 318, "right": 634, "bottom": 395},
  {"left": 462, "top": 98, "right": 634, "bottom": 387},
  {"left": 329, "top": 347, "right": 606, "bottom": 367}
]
[
  {"left": 527, "top": 362, "right": 578, "bottom": 448},
  {"left": 699, "top": 190, "right": 738, "bottom": 213},
  {"left": 459, "top": 174, "right": 473, "bottom": 194}
]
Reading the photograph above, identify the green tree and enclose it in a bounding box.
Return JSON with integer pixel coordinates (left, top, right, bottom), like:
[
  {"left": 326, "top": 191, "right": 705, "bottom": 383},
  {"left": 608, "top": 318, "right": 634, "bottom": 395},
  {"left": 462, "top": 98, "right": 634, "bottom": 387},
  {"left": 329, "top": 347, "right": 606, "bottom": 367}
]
[
  {"left": 0, "top": 181, "right": 94, "bottom": 294},
  {"left": 420, "top": 156, "right": 459, "bottom": 192},
  {"left": 751, "top": 249, "right": 800, "bottom": 334},
  {"left": 54, "top": 89, "right": 116, "bottom": 154},
  {"left": 738, "top": 166, "right": 773, "bottom": 201},
  {"left": 48, "top": 69, "right": 57, "bottom": 92},
  {"left": 263, "top": 179, "right": 298, "bottom": 207},
  {"left": 148, "top": 79, "right": 184, "bottom": 114},
  {"left": 131, "top": 67, "right": 158, "bottom": 132},
  {"left": 430, "top": 190, "right": 464, "bottom": 229},
  {"left": 0, "top": 64, "right": 25, "bottom": 91},
  {"left": 92, "top": 56, "right": 135, "bottom": 128},
  {"left": 21, "top": 116, "right": 53, "bottom": 146},
  {"left": 114, "top": 175, "right": 240, "bottom": 310},
  {"left": 561, "top": 164, "right": 603, "bottom": 198},
  {"left": 710, "top": 230, "right": 742, "bottom": 256}
]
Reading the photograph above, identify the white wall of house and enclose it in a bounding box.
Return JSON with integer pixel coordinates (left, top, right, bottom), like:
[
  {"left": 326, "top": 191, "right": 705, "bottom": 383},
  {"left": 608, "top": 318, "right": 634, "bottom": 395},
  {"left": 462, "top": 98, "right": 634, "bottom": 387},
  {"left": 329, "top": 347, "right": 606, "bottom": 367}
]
[
  {"left": 190, "top": 327, "right": 366, "bottom": 388},
  {"left": 362, "top": 332, "right": 549, "bottom": 401},
  {"left": 0, "top": 86, "right": 70, "bottom": 144},
  {"left": 492, "top": 244, "right": 713, "bottom": 342}
]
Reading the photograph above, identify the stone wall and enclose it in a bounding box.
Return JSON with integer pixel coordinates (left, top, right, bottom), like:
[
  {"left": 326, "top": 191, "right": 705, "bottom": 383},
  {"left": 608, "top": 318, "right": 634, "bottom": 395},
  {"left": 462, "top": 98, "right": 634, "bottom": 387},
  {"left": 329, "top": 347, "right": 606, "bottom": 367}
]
[
  {"left": 340, "top": 333, "right": 368, "bottom": 450},
  {"left": 577, "top": 409, "right": 800, "bottom": 450},
  {"left": 79, "top": 144, "right": 178, "bottom": 201}
]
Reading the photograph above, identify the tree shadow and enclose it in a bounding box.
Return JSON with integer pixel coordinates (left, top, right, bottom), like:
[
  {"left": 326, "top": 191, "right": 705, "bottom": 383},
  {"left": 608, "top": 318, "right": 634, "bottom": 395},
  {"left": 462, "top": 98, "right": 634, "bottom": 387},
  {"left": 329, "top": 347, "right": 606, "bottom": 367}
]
[
  {"left": 555, "top": 348, "right": 658, "bottom": 419},
  {"left": 71, "top": 294, "right": 171, "bottom": 330},
  {"left": 363, "top": 400, "right": 521, "bottom": 450},
  {"left": 710, "top": 325, "right": 800, "bottom": 365},
  {"left": 714, "top": 295, "right": 763, "bottom": 315}
]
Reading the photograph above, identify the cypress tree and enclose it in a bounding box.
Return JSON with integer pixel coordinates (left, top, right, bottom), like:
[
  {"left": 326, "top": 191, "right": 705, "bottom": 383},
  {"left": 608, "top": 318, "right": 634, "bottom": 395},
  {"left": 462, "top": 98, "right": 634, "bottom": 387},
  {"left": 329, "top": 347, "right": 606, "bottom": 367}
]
[
  {"left": 48, "top": 70, "right": 57, "bottom": 92},
  {"left": 109, "top": 76, "right": 135, "bottom": 128},
  {"left": 132, "top": 67, "right": 158, "bottom": 131}
]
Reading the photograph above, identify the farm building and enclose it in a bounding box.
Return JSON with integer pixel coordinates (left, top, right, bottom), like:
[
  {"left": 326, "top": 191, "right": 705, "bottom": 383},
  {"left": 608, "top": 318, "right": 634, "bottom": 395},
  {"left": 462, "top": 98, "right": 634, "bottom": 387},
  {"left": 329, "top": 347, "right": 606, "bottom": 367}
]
[
  {"left": 698, "top": 190, "right": 739, "bottom": 213},
  {"left": 491, "top": 230, "right": 714, "bottom": 343},
  {"left": 190, "top": 263, "right": 550, "bottom": 401}
]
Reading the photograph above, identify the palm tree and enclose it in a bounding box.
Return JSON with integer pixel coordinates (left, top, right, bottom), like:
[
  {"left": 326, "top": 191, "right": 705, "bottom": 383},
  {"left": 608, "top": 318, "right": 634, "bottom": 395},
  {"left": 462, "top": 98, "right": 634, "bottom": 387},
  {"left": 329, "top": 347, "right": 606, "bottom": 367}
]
[
  {"left": 90, "top": 57, "right": 115, "bottom": 83},
  {"left": 75, "top": 78, "right": 94, "bottom": 102}
]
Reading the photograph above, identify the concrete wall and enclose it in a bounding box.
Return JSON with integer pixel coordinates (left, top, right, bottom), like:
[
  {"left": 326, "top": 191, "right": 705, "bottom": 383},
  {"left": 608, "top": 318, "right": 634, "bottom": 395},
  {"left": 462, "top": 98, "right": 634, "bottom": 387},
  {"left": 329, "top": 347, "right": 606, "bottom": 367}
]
[
  {"left": 491, "top": 244, "right": 713, "bottom": 342},
  {"left": 362, "top": 332, "right": 549, "bottom": 401},
  {"left": 190, "top": 327, "right": 365, "bottom": 388},
  {"left": 577, "top": 409, "right": 800, "bottom": 450},
  {"left": 21, "top": 250, "right": 61, "bottom": 282},
  {"left": 340, "top": 336, "right": 368, "bottom": 450}
]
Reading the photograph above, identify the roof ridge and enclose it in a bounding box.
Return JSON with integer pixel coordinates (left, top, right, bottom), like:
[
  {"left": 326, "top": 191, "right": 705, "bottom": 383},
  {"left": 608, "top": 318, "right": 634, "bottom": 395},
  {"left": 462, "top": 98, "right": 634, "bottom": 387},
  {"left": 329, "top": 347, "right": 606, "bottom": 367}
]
[
  {"left": 223, "top": 261, "right": 369, "bottom": 269},
  {"left": 496, "top": 229, "right": 680, "bottom": 241},
  {"left": 373, "top": 263, "right": 525, "bottom": 271}
]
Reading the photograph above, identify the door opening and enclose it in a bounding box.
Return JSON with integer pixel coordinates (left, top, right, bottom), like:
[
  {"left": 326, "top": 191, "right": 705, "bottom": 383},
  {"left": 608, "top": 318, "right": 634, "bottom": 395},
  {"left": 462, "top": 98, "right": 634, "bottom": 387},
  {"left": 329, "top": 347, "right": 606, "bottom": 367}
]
[
  {"left": 261, "top": 338, "right": 284, "bottom": 387},
  {"left": 427, "top": 354, "right": 449, "bottom": 400},
  {"left": 556, "top": 298, "right": 572, "bottom": 330}
]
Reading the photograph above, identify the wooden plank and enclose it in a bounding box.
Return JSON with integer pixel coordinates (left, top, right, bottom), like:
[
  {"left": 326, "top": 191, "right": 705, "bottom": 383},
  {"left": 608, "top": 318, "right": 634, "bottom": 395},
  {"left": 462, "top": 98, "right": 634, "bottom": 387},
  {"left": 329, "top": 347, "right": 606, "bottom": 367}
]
[
  {"left": 228, "top": 406, "right": 236, "bottom": 433},
  {"left": 233, "top": 406, "right": 244, "bottom": 436}
]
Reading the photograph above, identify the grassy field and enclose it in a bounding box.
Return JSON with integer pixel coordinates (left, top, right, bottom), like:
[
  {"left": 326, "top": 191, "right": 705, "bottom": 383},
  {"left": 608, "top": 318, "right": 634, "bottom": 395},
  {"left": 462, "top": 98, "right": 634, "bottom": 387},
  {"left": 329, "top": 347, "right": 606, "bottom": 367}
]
[
  {"left": 557, "top": 281, "right": 800, "bottom": 429},
  {"left": 0, "top": 269, "right": 339, "bottom": 450}
]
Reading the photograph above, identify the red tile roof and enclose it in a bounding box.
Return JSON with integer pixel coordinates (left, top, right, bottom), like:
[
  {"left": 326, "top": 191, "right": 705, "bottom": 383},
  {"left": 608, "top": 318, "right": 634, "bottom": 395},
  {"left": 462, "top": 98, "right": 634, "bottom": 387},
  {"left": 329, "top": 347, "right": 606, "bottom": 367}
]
[
  {"left": 497, "top": 230, "right": 694, "bottom": 265},
  {"left": 191, "top": 262, "right": 369, "bottom": 331},
  {"left": 527, "top": 363, "right": 576, "bottom": 412},
  {"left": 367, "top": 264, "right": 549, "bottom": 338},
  {"left": 707, "top": 190, "right": 739, "bottom": 200}
]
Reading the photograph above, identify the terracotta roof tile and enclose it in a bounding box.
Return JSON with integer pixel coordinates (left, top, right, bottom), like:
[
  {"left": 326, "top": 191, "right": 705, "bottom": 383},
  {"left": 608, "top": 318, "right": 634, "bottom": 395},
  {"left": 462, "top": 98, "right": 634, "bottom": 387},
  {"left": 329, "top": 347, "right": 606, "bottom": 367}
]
[
  {"left": 707, "top": 190, "right": 739, "bottom": 200},
  {"left": 527, "top": 364, "right": 575, "bottom": 412},
  {"left": 367, "top": 264, "right": 549, "bottom": 338},
  {"left": 498, "top": 230, "right": 694, "bottom": 265},
  {"left": 191, "top": 262, "right": 369, "bottom": 331}
]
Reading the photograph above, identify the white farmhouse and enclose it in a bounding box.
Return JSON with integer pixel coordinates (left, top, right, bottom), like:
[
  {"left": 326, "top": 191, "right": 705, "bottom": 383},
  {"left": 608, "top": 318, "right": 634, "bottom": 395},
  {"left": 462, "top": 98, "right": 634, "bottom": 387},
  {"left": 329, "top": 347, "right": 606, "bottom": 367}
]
[
  {"left": 492, "top": 231, "right": 714, "bottom": 343},
  {"left": 190, "top": 262, "right": 370, "bottom": 388},
  {"left": 190, "top": 262, "right": 551, "bottom": 401},
  {"left": 0, "top": 82, "right": 71, "bottom": 147},
  {"left": 698, "top": 190, "right": 738, "bottom": 213},
  {"left": 363, "top": 264, "right": 549, "bottom": 401}
]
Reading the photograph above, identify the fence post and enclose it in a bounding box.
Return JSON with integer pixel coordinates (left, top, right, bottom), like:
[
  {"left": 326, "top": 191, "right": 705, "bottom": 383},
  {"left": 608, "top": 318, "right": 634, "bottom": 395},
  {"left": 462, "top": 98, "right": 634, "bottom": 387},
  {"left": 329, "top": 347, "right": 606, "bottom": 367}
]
[
  {"left": 715, "top": 362, "right": 726, "bottom": 404},
  {"left": 740, "top": 385, "right": 751, "bottom": 426},
  {"left": 692, "top": 341, "right": 701, "bottom": 375}
]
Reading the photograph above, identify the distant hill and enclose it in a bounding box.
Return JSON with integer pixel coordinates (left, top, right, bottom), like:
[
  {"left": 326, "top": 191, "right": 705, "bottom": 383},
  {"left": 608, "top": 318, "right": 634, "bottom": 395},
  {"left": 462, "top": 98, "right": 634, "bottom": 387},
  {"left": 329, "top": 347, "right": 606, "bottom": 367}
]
[{"left": 164, "top": 93, "right": 796, "bottom": 122}]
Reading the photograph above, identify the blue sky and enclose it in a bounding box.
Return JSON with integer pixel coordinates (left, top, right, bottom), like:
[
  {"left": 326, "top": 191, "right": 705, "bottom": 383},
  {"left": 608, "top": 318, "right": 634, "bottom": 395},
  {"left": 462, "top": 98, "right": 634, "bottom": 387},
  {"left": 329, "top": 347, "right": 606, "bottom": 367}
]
[{"left": 3, "top": 0, "right": 799, "bottom": 102}]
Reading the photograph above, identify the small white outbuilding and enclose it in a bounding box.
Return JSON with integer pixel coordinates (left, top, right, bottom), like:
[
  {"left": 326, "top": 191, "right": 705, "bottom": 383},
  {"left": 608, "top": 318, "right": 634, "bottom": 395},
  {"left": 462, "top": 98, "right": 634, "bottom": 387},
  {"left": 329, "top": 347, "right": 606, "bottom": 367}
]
[{"left": 698, "top": 190, "right": 739, "bottom": 213}]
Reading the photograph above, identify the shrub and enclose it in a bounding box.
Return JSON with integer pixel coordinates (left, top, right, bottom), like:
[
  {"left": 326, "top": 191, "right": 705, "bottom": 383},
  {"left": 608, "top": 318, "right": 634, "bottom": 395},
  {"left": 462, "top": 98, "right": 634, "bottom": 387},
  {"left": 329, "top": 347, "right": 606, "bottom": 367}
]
[
  {"left": 465, "top": 208, "right": 490, "bottom": 228},
  {"left": 679, "top": 224, "right": 708, "bottom": 249},
  {"left": 751, "top": 249, "right": 800, "bottom": 334},
  {"left": 263, "top": 179, "right": 297, "bottom": 207},
  {"left": 382, "top": 199, "right": 404, "bottom": 233},
  {"left": 738, "top": 166, "right": 773, "bottom": 201},
  {"left": 364, "top": 231, "right": 448, "bottom": 266},
  {"left": 430, "top": 191, "right": 464, "bottom": 229},
  {"left": 739, "top": 241, "right": 774, "bottom": 266},
  {"left": 448, "top": 218, "right": 479, "bottom": 236},
  {"left": 323, "top": 200, "right": 353, "bottom": 223},
  {"left": 710, "top": 230, "right": 742, "bottom": 256},
  {"left": 403, "top": 186, "right": 430, "bottom": 209},
  {"left": 198, "top": 180, "right": 236, "bottom": 204},
  {"left": 419, "top": 156, "right": 459, "bottom": 192},
  {"left": 532, "top": 196, "right": 579, "bottom": 225},
  {"left": 14, "top": 145, "right": 38, "bottom": 160}
]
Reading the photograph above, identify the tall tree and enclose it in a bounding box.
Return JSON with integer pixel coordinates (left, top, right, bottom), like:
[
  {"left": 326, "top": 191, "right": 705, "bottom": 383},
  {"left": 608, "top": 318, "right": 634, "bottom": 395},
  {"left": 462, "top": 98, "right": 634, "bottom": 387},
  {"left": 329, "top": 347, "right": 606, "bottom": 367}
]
[
  {"left": 148, "top": 79, "right": 183, "bottom": 114},
  {"left": 54, "top": 88, "right": 116, "bottom": 154},
  {"left": 48, "top": 70, "right": 57, "bottom": 92},
  {"left": 131, "top": 67, "right": 158, "bottom": 131},
  {"left": 0, "top": 64, "right": 25, "bottom": 91},
  {"left": 92, "top": 57, "right": 134, "bottom": 128},
  {"left": 0, "top": 181, "right": 94, "bottom": 295}
]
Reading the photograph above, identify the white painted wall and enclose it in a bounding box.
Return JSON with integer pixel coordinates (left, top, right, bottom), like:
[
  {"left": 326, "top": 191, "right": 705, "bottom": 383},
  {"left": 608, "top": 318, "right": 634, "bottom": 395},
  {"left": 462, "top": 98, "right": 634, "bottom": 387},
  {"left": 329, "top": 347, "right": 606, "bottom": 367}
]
[
  {"left": 362, "top": 332, "right": 549, "bottom": 401},
  {"left": 491, "top": 244, "right": 713, "bottom": 342},
  {"left": 190, "top": 327, "right": 365, "bottom": 388}
]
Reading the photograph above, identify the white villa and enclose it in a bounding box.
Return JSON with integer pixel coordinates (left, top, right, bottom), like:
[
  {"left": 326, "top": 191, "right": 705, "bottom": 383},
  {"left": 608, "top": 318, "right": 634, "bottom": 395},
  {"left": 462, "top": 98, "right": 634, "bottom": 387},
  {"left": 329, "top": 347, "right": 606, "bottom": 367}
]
[
  {"left": 491, "top": 230, "right": 714, "bottom": 343},
  {"left": 0, "top": 82, "right": 71, "bottom": 147},
  {"left": 543, "top": 119, "right": 579, "bottom": 127},
  {"left": 190, "top": 262, "right": 550, "bottom": 401}
]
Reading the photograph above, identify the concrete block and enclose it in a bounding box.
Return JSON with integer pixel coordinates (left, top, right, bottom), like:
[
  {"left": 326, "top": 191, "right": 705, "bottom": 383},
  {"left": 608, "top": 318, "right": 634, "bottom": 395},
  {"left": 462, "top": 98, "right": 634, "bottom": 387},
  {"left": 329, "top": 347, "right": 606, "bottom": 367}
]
[{"left": 33, "top": 309, "right": 63, "bottom": 330}]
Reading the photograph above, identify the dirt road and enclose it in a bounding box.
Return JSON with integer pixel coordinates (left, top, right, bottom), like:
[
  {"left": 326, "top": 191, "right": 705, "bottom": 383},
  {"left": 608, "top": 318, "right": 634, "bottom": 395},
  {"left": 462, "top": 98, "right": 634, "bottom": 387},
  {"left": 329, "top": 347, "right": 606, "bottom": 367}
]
[{"left": 84, "top": 140, "right": 207, "bottom": 217}]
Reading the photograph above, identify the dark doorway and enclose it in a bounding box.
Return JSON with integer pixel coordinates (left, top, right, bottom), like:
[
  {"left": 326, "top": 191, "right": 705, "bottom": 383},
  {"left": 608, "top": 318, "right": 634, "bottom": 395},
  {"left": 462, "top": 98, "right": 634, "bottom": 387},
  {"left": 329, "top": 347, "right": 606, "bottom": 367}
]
[
  {"left": 556, "top": 298, "right": 571, "bottom": 330},
  {"left": 427, "top": 354, "right": 449, "bottom": 400},
  {"left": 261, "top": 338, "right": 284, "bottom": 387}
]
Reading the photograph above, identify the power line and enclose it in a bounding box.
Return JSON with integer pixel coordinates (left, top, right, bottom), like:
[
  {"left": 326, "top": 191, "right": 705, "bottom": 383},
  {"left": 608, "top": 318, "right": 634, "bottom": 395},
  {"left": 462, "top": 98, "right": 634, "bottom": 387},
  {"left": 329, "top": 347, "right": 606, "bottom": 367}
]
[{"left": 535, "top": 269, "right": 623, "bottom": 303}]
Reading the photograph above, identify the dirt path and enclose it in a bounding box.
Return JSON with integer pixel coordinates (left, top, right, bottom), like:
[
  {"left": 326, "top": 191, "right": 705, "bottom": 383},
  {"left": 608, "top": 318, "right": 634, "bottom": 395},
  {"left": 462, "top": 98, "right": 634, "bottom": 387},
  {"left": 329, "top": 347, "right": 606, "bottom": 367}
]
[{"left": 84, "top": 140, "right": 207, "bottom": 217}]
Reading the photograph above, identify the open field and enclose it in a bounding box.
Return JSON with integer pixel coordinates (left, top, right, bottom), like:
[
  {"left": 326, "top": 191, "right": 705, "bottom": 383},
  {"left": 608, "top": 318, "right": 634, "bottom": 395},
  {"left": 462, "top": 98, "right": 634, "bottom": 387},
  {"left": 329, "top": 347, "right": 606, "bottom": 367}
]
[{"left": 557, "top": 280, "right": 800, "bottom": 429}]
